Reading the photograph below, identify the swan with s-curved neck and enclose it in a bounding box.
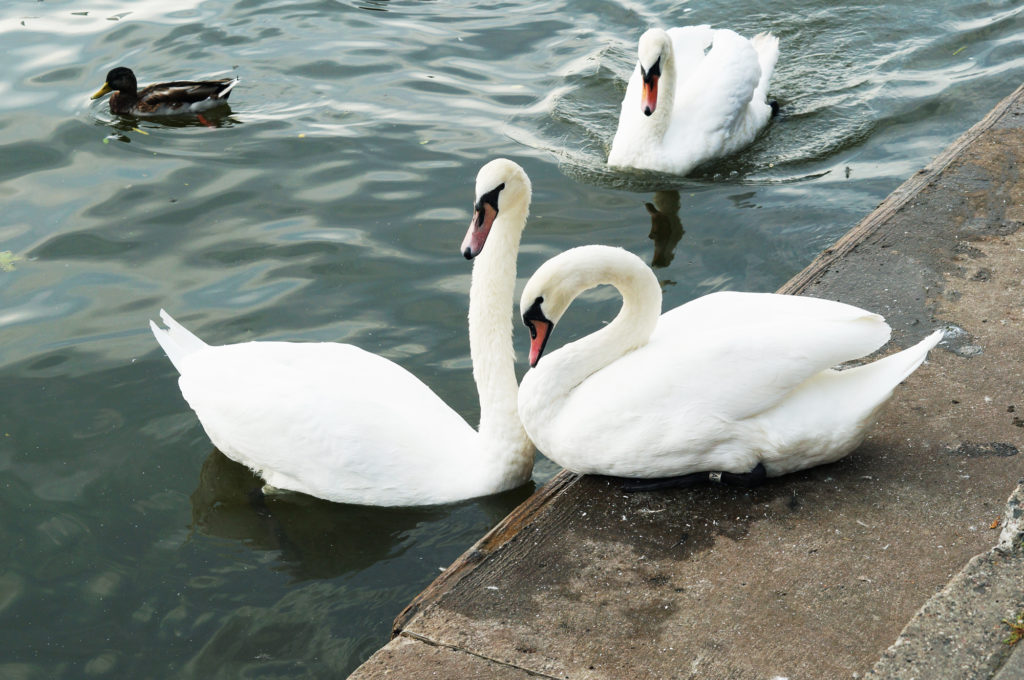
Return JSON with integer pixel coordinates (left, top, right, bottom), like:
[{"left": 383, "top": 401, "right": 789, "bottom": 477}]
[{"left": 518, "top": 245, "right": 943, "bottom": 480}]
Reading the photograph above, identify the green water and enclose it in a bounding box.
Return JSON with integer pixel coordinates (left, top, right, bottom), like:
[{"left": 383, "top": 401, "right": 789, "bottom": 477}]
[{"left": 1, "top": 0, "right": 1022, "bottom": 676}]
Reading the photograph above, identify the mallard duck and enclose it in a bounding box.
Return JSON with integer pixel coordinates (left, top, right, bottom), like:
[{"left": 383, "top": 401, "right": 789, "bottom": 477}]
[
  {"left": 149, "top": 159, "right": 535, "bottom": 507},
  {"left": 90, "top": 66, "right": 239, "bottom": 117},
  {"left": 517, "top": 245, "right": 943, "bottom": 482},
  {"left": 608, "top": 26, "right": 779, "bottom": 175}
]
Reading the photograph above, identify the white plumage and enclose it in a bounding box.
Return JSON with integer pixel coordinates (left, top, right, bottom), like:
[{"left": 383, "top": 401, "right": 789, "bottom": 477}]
[
  {"left": 608, "top": 26, "right": 779, "bottom": 175},
  {"left": 151, "top": 159, "right": 535, "bottom": 506},
  {"left": 518, "top": 246, "right": 943, "bottom": 479}
]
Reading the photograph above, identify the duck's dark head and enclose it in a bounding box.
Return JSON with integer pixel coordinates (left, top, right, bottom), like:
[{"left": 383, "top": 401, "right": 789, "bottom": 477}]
[{"left": 91, "top": 67, "right": 137, "bottom": 99}]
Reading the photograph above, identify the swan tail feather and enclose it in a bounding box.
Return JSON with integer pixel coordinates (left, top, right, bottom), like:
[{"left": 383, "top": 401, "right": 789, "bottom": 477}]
[
  {"left": 871, "top": 328, "right": 943, "bottom": 384},
  {"left": 750, "top": 32, "right": 779, "bottom": 100},
  {"left": 763, "top": 328, "right": 943, "bottom": 471},
  {"left": 836, "top": 328, "right": 944, "bottom": 403},
  {"left": 150, "top": 309, "right": 209, "bottom": 374}
]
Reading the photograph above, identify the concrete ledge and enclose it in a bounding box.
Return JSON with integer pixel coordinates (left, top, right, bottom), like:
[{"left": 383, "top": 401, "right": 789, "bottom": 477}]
[
  {"left": 350, "top": 82, "right": 1024, "bottom": 680},
  {"left": 868, "top": 481, "right": 1024, "bottom": 680},
  {"left": 350, "top": 635, "right": 544, "bottom": 678}
]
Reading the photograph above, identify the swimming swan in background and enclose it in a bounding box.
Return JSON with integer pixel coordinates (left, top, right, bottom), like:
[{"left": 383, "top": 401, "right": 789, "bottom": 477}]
[
  {"left": 150, "top": 159, "right": 535, "bottom": 506},
  {"left": 608, "top": 26, "right": 779, "bottom": 175},
  {"left": 517, "top": 246, "right": 943, "bottom": 480}
]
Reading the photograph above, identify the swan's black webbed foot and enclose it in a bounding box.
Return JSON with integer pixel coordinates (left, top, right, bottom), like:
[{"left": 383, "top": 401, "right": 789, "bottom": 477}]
[
  {"left": 719, "top": 462, "right": 767, "bottom": 488},
  {"left": 769, "top": 100, "right": 780, "bottom": 117},
  {"left": 620, "top": 471, "right": 710, "bottom": 492},
  {"left": 620, "top": 463, "right": 767, "bottom": 492}
]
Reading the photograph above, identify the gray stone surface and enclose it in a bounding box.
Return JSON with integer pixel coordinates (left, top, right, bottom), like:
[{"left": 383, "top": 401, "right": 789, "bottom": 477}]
[
  {"left": 868, "top": 483, "right": 1024, "bottom": 680},
  {"left": 993, "top": 644, "right": 1024, "bottom": 680},
  {"left": 348, "top": 635, "right": 541, "bottom": 679}
]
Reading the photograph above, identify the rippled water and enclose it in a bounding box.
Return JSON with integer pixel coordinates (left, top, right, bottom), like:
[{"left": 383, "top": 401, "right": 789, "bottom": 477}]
[{"left": 2, "top": 0, "right": 1023, "bottom": 676}]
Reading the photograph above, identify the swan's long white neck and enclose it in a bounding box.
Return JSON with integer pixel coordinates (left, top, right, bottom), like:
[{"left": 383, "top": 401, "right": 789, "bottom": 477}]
[
  {"left": 468, "top": 199, "right": 533, "bottom": 485},
  {"left": 533, "top": 250, "right": 663, "bottom": 397},
  {"left": 647, "top": 37, "right": 677, "bottom": 142}
]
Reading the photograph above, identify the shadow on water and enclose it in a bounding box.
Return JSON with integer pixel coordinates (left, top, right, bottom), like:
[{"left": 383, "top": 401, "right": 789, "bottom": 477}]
[
  {"left": 181, "top": 451, "right": 538, "bottom": 678},
  {"left": 190, "top": 450, "right": 537, "bottom": 582}
]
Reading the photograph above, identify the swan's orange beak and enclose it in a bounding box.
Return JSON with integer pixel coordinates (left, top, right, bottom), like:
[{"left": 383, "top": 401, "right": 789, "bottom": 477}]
[
  {"left": 462, "top": 201, "right": 498, "bottom": 259},
  {"left": 641, "top": 76, "right": 658, "bottom": 116},
  {"left": 527, "top": 319, "right": 552, "bottom": 367}
]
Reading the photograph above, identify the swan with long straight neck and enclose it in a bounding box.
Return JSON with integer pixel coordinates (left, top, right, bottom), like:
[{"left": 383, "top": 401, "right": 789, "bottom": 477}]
[
  {"left": 608, "top": 26, "right": 780, "bottom": 175},
  {"left": 149, "top": 159, "right": 534, "bottom": 507},
  {"left": 462, "top": 158, "right": 534, "bottom": 483},
  {"left": 518, "top": 245, "right": 944, "bottom": 480}
]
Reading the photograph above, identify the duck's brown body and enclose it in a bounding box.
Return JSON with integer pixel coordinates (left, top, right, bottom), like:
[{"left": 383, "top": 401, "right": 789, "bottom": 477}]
[{"left": 91, "top": 67, "right": 238, "bottom": 117}]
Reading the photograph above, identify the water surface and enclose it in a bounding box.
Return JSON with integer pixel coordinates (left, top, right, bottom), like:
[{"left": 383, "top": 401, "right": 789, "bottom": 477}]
[{"left": 1, "top": 0, "right": 1023, "bottom": 676}]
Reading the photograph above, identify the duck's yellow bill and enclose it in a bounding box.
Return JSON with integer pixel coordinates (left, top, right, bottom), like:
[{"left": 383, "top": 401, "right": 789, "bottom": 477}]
[{"left": 90, "top": 83, "right": 112, "bottom": 100}]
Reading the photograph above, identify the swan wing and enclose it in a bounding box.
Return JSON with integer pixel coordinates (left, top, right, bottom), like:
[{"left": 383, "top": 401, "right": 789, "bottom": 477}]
[
  {"left": 656, "top": 318, "right": 889, "bottom": 422},
  {"left": 571, "top": 292, "right": 891, "bottom": 425},
  {"left": 662, "top": 291, "right": 886, "bottom": 338},
  {"left": 668, "top": 28, "right": 763, "bottom": 138},
  {"left": 749, "top": 32, "right": 780, "bottom": 100},
  {"left": 174, "top": 342, "right": 477, "bottom": 505},
  {"left": 664, "top": 25, "right": 715, "bottom": 71}
]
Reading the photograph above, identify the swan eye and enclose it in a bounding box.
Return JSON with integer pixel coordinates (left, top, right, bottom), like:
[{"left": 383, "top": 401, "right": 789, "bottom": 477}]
[
  {"left": 475, "top": 182, "right": 505, "bottom": 216},
  {"left": 522, "top": 297, "right": 553, "bottom": 367},
  {"left": 522, "top": 296, "right": 548, "bottom": 335},
  {"left": 641, "top": 58, "right": 661, "bottom": 84}
]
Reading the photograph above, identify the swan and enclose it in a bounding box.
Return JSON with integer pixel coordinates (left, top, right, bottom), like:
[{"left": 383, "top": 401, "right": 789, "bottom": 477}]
[
  {"left": 150, "top": 158, "right": 534, "bottom": 507},
  {"left": 517, "top": 245, "right": 943, "bottom": 481},
  {"left": 607, "top": 26, "right": 779, "bottom": 175}
]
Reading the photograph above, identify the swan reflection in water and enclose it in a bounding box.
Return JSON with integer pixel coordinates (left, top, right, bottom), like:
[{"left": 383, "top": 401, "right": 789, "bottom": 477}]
[
  {"left": 189, "top": 449, "right": 536, "bottom": 581},
  {"left": 644, "top": 189, "right": 685, "bottom": 268}
]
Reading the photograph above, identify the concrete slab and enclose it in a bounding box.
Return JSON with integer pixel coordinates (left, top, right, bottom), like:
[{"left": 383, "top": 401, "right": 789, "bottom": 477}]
[
  {"left": 994, "top": 644, "right": 1024, "bottom": 680},
  {"left": 868, "top": 482, "right": 1024, "bottom": 680},
  {"left": 350, "top": 82, "right": 1024, "bottom": 679},
  {"left": 349, "top": 635, "right": 540, "bottom": 679}
]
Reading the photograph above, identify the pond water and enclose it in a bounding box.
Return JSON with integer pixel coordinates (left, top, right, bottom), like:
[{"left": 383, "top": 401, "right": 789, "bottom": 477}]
[{"left": 1, "top": 0, "right": 1023, "bottom": 677}]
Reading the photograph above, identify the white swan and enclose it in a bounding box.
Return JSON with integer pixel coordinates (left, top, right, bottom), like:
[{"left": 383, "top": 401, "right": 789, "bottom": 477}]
[
  {"left": 517, "top": 246, "right": 943, "bottom": 480},
  {"left": 607, "top": 26, "right": 779, "bottom": 175},
  {"left": 150, "top": 159, "right": 534, "bottom": 507}
]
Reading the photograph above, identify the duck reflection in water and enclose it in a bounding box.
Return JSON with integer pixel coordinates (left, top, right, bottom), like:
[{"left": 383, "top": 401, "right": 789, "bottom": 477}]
[
  {"left": 99, "top": 111, "right": 240, "bottom": 143},
  {"left": 189, "top": 450, "right": 535, "bottom": 581},
  {"left": 644, "top": 189, "right": 685, "bottom": 268}
]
